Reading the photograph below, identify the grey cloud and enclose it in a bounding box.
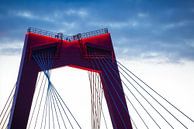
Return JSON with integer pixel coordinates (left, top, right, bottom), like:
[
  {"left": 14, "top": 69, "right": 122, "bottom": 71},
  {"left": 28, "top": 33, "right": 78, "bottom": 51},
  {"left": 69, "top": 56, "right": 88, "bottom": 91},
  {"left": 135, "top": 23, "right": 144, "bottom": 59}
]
[
  {"left": 0, "top": 47, "right": 21, "bottom": 55},
  {"left": 0, "top": 0, "right": 194, "bottom": 63}
]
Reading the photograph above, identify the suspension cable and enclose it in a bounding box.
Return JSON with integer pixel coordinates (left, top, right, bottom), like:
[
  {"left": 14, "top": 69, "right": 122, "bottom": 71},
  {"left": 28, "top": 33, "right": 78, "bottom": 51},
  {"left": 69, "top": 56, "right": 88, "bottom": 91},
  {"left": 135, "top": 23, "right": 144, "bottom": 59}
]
[
  {"left": 91, "top": 58, "right": 128, "bottom": 129},
  {"left": 101, "top": 57, "right": 163, "bottom": 129},
  {"left": 51, "top": 85, "right": 82, "bottom": 129},
  {"left": 27, "top": 73, "right": 43, "bottom": 129},
  {"left": 97, "top": 57, "right": 150, "bottom": 129},
  {"left": 117, "top": 60, "right": 194, "bottom": 123},
  {"left": 50, "top": 88, "right": 62, "bottom": 129},
  {"left": 117, "top": 60, "right": 188, "bottom": 128}
]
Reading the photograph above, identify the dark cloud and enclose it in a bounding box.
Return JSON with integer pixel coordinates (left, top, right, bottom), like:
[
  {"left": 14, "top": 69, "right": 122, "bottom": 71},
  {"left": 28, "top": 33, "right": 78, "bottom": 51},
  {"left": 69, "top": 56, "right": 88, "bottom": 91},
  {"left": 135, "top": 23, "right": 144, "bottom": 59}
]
[
  {"left": 0, "top": 47, "right": 21, "bottom": 55},
  {"left": 0, "top": 0, "right": 194, "bottom": 62}
]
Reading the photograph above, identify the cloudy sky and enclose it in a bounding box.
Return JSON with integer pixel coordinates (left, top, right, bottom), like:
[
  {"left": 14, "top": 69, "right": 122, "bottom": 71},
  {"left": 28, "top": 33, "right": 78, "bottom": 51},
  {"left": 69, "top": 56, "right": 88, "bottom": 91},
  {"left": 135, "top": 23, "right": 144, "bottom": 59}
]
[
  {"left": 0, "top": 0, "right": 194, "bottom": 128},
  {"left": 0, "top": 0, "right": 194, "bottom": 61}
]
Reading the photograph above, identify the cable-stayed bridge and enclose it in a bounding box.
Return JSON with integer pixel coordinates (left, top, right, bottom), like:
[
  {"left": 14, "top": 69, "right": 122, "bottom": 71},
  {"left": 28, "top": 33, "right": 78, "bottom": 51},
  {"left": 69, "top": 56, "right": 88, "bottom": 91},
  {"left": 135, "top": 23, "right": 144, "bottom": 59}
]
[{"left": 0, "top": 27, "right": 193, "bottom": 129}]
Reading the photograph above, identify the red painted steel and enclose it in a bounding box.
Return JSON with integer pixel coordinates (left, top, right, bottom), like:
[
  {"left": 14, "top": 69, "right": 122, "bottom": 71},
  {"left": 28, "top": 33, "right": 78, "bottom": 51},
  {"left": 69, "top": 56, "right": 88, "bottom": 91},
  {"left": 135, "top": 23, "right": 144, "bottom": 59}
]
[{"left": 8, "top": 28, "right": 133, "bottom": 129}]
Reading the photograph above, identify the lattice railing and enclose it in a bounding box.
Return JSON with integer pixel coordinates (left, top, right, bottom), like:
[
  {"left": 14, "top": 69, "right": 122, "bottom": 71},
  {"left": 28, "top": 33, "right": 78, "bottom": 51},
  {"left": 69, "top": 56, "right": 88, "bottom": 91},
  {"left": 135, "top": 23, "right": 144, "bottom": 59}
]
[{"left": 27, "top": 27, "right": 108, "bottom": 41}]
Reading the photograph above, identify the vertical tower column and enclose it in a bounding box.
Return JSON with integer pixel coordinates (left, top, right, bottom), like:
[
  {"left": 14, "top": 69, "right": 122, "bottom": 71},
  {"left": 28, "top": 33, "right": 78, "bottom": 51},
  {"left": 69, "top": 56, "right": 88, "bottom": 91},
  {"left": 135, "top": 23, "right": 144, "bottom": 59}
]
[
  {"left": 98, "top": 60, "right": 132, "bottom": 129},
  {"left": 8, "top": 35, "right": 40, "bottom": 129}
]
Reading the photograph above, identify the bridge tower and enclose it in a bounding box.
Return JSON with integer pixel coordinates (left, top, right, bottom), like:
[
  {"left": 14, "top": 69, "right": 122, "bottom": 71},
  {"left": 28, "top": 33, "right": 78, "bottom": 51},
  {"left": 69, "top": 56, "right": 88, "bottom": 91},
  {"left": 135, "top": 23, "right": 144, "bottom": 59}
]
[{"left": 8, "top": 28, "right": 133, "bottom": 129}]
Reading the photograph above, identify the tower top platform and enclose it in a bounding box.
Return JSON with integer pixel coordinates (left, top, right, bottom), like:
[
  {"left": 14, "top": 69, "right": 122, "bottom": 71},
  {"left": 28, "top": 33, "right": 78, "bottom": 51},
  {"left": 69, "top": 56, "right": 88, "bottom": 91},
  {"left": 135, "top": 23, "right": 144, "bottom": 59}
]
[{"left": 27, "top": 27, "right": 108, "bottom": 41}]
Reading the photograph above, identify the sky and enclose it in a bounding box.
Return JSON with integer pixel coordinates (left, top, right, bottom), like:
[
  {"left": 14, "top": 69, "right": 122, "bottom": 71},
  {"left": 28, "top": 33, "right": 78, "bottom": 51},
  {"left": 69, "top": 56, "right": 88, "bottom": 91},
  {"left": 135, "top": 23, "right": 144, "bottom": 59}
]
[
  {"left": 0, "top": 0, "right": 194, "bottom": 61},
  {"left": 0, "top": 0, "right": 194, "bottom": 128}
]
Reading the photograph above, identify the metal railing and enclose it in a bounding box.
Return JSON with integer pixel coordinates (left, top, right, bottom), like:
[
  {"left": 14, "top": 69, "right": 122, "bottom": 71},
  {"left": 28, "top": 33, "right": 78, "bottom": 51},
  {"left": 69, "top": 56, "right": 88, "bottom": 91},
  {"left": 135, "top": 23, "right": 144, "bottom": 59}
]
[
  {"left": 27, "top": 27, "right": 108, "bottom": 41},
  {"left": 27, "top": 27, "right": 58, "bottom": 38}
]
